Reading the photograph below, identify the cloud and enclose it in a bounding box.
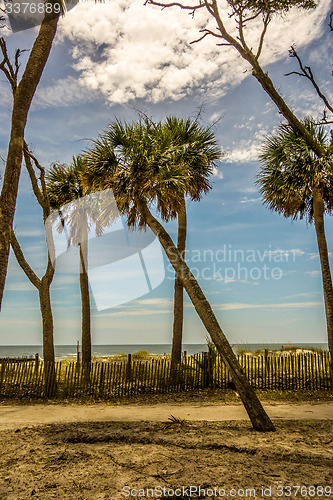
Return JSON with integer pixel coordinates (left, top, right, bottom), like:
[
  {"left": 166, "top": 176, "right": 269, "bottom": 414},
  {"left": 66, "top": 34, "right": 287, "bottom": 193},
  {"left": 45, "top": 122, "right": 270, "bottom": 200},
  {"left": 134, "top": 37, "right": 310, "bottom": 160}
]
[
  {"left": 277, "top": 291, "right": 321, "bottom": 300},
  {"left": 225, "top": 127, "right": 270, "bottom": 163},
  {"left": 133, "top": 298, "right": 173, "bottom": 307},
  {"left": 15, "top": 229, "right": 46, "bottom": 238},
  {"left": 5, "top": 280, "right": 36, "bottom": 291},
  {"left": 97, "top": 307, "right": 172, "bottom": 317},
  {"left": 308, "top": 252, "right": 332, "bottom": 260},
  {"left": 212, "top": 166, "right": 223, "bottom": 179},
  {"left": 240, "top": 197, "right": 261, "bottom": 204},
  {"left": 213, "top": 301, "right": 322, "bottom": 311},
  {"left": 34, "top": 76, "right": 99, "bottom": 109},
  {"left": 306, "top": 270, "right": 321, "bottom": 277},
  {"left": 36, "top": 0, "right": 331, "bottom": 108},
  {"left": 265, "top": 248, "right": 305, "bottom": 258}
]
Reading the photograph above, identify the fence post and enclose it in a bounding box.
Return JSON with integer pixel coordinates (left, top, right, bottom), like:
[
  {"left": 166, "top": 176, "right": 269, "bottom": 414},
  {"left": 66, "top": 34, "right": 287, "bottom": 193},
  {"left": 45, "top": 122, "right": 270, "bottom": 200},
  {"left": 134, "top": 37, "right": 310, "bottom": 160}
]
[
  {"left": 126, "top": 354, "right": 132, "bottom": 380},
  {"left": 0, "top": 362, "right": 5, "bottom": 393},
  {"left": 99, "top": 363, "right": 105, "bottom": 396},
  {"left": 264, "top": 349, "right": 268, "bottom": 390},
  {"left": 76, "top": 341, "right": 80, "bottom": 372},
  {"left": 35, "top": 353, "right": 39, "bottom": 377}
]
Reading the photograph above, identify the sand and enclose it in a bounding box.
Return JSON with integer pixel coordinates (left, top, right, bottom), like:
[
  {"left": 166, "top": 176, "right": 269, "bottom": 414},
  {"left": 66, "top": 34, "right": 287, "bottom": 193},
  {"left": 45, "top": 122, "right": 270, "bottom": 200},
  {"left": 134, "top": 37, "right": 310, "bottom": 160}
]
[
  {"left": 0, "top": 402, "right": 332, "bottom": 431},
  {"left": 0, "top": 402, "right": 332, "bottom": 499}
]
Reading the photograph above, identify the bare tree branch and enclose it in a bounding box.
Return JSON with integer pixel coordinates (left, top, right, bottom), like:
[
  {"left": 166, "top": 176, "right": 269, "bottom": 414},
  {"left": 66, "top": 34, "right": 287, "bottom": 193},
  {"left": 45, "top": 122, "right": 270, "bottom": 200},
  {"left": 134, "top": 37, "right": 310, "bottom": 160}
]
[
  {"left": 0, "top": 37, "right": 17, "bottom": 93},
  {"left": 23, "top": 145, "right": 50, "bottom": 217},
  {"left": 144, "top": 0, "right": 326, "bottom": 157},
  {"left": 256, "top": 13, "right": 270, "bottom": 59},
  {"left": 23, "top": 145, "right": 44, "bottom": 207},
  {"left": 286, "top": 46, "right": 333, "bottom": 115},
  {"left": 145, "top": 0, "right": 206, "bottom": 12},
  {"left": 190, "top": 28, "right": 221, "bottom": 44}
]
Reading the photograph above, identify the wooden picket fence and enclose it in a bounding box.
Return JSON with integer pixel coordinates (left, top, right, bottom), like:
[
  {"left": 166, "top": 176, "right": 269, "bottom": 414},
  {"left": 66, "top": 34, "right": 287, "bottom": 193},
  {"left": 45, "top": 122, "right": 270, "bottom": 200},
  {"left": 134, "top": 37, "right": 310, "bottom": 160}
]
[{"left": 0, "top": 351, "right": 331, "bottom": 399}]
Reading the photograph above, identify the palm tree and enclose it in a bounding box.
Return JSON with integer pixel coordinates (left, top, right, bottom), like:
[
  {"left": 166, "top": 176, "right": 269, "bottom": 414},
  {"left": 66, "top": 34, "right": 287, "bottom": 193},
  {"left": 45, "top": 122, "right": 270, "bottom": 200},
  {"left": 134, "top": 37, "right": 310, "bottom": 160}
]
[
  {"left": 82, "top": 117, "right": 275, "bottom": 432},
  {"left": 47, "top": 156, "right": 93, "bottom": 366},
  {"left": 160, "top": 117, "right": 221, "bottom": 367},
  {"left": 256, "top": 119, "right": 333, "bottom": 384}
]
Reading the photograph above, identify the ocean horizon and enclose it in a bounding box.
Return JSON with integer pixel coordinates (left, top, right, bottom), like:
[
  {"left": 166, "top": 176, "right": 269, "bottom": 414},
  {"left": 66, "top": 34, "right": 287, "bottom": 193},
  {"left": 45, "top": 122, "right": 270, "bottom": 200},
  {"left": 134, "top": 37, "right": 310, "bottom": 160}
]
[{"left": 0, "top": 343, "right": 328, "bottom": 361}]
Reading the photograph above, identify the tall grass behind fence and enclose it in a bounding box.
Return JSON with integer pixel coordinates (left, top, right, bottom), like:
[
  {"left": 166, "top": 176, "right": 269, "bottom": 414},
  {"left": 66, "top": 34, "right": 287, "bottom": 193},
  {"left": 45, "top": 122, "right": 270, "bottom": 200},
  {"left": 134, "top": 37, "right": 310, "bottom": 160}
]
[{"left": 0, "top": 351, "right": 331, "bottom": 399}]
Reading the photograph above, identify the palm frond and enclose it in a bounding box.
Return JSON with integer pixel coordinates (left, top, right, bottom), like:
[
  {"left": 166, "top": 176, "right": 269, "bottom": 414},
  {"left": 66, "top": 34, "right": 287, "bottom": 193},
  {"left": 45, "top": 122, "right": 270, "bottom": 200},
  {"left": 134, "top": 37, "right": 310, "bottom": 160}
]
[{"left": 256, "top": 118, "right": 333, "bottom": 223}]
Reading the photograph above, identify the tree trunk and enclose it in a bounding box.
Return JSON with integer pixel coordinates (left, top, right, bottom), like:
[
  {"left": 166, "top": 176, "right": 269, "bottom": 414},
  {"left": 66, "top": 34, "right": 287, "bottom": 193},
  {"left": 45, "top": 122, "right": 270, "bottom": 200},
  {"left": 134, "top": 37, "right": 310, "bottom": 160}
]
[
  {"left": 249, "top": 59, "right": 324, "bottom": 158},
  {"left": 0, "top": 13, "right": 59, "bottom": 309},
  {"left": 138, "top": 200, "right": 275, "bottom": 432},
  {"left": 313, "top": 187, "right": 333, "bottom": 388},
  {"left": 171, "top": 196, "right": 187, "bottom": 367},
  {"left": 79, "top": 226, "right": 91, "bottom": 366},
  {"left": 39, "top": 277, "right": 56, "bottom": 397},
  {"left": 208, "top": 10, "right": 325, "bottom": 159}
]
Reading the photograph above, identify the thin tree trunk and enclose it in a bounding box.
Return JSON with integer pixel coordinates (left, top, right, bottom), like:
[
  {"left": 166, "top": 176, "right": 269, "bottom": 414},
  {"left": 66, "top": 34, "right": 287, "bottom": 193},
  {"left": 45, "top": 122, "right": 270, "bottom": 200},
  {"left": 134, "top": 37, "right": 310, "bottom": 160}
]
[
  {"left": 10, "top": 228, "right": 56, "bottom": 396},
  {"left": 39, "top": 278, "right": 55, "bottom": 364},
  {"left": 138, "top": 200, "right": 275, "bottom": 432},
  {"left": 171, "top": 196, "right": 187, "bottom": 367},
  {"left": 39, "top": 278, "right": 56, "bottom": 397},
  {"left": 79, "top": 224, "right": 91, "bottom": 366},
  {"left": 313, "top": 187, "right": 333, "bottom": 388},
  {"left": 0, "top": 13, "right": 59, "bottom": 309},
  {"left": 249, "top": 60, "right": 324, "bottom": 157},
  {"left": 208, "top": 7, "right": 325, "bottom": 159}
]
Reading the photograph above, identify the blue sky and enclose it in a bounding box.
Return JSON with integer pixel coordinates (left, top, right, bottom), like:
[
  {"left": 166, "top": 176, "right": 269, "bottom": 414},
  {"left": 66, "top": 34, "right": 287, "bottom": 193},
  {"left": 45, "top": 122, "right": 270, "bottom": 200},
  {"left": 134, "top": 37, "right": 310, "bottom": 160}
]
[{"left": 0, "top": 0, "right": 332, "bottom": 346}]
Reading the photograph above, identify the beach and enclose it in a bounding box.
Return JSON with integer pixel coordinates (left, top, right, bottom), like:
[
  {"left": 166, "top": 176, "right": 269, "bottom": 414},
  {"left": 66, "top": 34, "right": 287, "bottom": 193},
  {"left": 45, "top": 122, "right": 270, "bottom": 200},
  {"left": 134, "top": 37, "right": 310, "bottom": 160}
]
[{"left": 0, "top": 399, "right": 332, "bottom": 499}]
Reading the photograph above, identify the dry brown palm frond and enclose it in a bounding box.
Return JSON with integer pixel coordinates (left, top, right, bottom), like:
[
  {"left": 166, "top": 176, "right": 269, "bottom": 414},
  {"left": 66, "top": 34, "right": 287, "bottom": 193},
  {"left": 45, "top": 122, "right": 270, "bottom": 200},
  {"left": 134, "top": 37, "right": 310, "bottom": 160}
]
[{"left": 161, "top": 415, "right": 187, "bottom": 430}]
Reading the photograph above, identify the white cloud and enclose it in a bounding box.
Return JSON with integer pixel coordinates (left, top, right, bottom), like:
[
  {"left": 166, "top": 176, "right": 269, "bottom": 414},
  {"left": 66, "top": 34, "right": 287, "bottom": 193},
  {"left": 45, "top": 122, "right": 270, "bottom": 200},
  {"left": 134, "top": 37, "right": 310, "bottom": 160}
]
[
  {"left": 133, "top": 298, "right": 173, "bottom": 307},
  {"left": 308, "top": 252, "right": 332, "bottom": 260},
  {"left": 240, "top": 197, "right": 261, "bottom": 204},
  {"left": 214, "top": 301, "right": 322, "bottom": 311},
  {"left": 306, "top": 270, "right": 321, "bottom": 277},
  {"left": 265, "top": 248, "right": 304, "bottom": 258},
  {"left": 212, "top": 166, "right": 223, "bottom": 179},
  {"left": 15, "top": 228, "right": 45, "bottom": 238},
  {"left": 34, "top": 76, "right": 99, "bottom": 109},
  {"left": 5, "top": 281, "right": 36, "bottom": 292},
  {"left": 225, "top": 127, "right": 270, "bottom": 163},
  {"left": 97, "top": 307, "right": 172, "bottom": 317},
  {"left": 36, "top": 0, "right": 331, "bottom": 108},
  {"left": 278, "top": 291, "right": 321, "bottom": 300}
]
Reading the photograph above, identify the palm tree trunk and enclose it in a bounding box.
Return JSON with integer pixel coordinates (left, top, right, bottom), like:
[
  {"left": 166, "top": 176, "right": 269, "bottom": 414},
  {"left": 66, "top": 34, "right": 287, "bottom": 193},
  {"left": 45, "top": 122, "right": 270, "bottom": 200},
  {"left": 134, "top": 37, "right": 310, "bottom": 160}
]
[
  {"left": 39, "top": 278, "right": 56, "bottom": 397},
  {"left": 171, "top": 196, "right": 187, "bottom": 367},
  {"left": 79, "top": 226, "right": 91, "bottom": 366},
  {"left": 137, "top": 200, "right": 275, "bottom": 431},
  {"left": 313, "top": 187, "right": 333, "bottom": 388},
  {"left": 0, "top": 13, "right": 59, "bottom": 310}
]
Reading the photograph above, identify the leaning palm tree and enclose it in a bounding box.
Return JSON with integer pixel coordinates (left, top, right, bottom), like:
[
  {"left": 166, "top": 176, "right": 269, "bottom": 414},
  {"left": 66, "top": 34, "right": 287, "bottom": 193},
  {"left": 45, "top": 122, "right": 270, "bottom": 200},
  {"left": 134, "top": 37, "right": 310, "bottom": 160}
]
[
  {"left": 82, "top": 117, "right": 275, "bottom": 432},
  {"left": 160, "top": 117, "right": 221, "bottom": 367},
  {"left": 256, "top": 119, "right": 333, "bottom": 384},
  {"left": 47, "top": 156, "right": 93, "bottom": 365}
]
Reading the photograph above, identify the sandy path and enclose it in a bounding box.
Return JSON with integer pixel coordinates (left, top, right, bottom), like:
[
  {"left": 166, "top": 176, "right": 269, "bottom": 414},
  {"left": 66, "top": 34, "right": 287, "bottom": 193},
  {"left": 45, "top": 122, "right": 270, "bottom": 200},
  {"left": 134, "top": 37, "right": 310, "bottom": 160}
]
[{"left": 0, "top": 402, "right": 332, "bottom": 430}]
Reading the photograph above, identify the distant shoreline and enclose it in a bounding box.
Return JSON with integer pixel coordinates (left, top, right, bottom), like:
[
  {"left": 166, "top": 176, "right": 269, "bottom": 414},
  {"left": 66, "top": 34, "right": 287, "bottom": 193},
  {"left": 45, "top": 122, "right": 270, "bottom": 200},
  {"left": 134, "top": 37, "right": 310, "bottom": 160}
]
[{"left": 0, "top": 343, "right": 328, "bottom": 361}]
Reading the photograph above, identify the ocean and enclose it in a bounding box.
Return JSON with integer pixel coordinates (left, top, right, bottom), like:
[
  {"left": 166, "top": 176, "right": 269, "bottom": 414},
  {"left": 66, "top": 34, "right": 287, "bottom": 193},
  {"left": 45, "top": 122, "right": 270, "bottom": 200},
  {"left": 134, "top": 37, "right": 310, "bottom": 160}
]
[{"left": 0, "top": 343, "right": 328, "bottom": 361}]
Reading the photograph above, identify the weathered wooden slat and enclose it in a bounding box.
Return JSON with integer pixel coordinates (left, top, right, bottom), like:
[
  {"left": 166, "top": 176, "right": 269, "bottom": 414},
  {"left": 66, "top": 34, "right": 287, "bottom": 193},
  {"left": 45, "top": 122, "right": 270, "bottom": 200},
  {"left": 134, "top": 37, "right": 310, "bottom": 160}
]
[{"left": 0, "top": 351, "right": 331, "bottom": 398}]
